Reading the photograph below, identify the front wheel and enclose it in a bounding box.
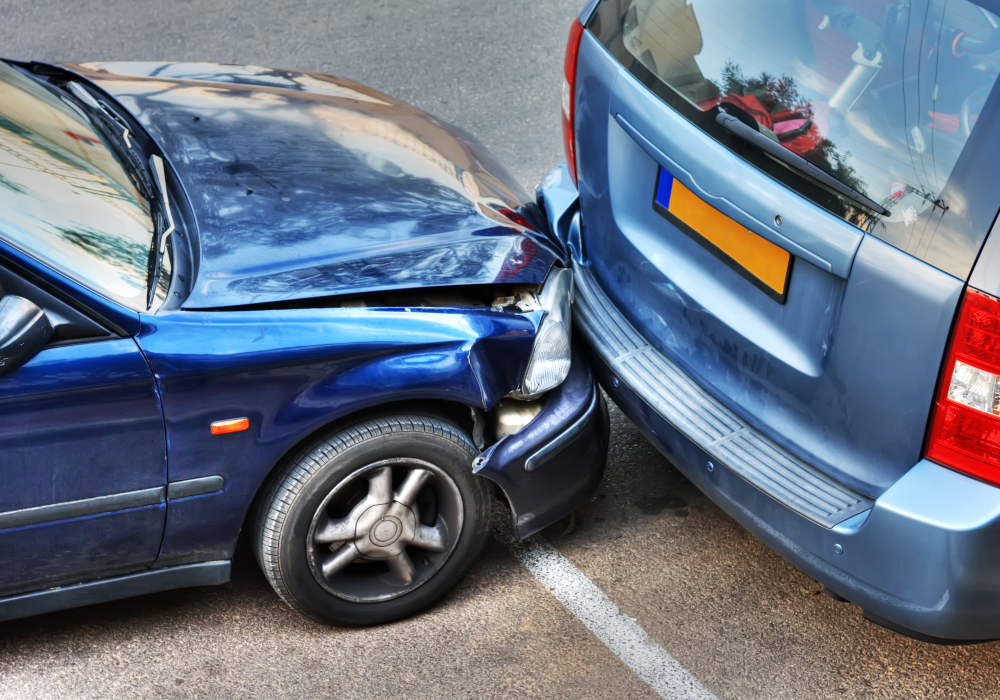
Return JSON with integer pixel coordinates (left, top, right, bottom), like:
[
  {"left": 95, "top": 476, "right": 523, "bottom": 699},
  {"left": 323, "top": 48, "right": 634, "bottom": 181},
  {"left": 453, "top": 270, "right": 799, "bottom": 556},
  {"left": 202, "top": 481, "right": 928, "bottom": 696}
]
[{"left": 253, "top": 415, "right": 494, "bottom": 626}]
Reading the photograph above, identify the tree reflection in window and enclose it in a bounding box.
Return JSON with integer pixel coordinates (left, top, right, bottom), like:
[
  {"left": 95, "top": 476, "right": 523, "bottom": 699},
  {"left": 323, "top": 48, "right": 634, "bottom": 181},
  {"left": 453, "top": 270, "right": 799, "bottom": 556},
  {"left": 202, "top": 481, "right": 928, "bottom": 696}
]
[
  {"left": 53, "top": 226, "right": 148, "bottom": 295},
  {"left": 707, "top": 62, "right": 868, "bottom": 198}
]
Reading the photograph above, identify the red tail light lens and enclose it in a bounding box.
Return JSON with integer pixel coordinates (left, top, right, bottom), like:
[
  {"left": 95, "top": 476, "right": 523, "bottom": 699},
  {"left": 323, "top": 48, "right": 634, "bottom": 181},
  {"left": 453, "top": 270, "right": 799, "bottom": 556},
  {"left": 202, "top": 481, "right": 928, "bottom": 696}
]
[
  {"left": 497, "top": 207, "right": 539, "bottom": 232},
  {"left": 925, "top": 288, "right": 1000, "bottom": 485},
  {"left": 562, "top": 18, "right": 585, "bottom": 186}
]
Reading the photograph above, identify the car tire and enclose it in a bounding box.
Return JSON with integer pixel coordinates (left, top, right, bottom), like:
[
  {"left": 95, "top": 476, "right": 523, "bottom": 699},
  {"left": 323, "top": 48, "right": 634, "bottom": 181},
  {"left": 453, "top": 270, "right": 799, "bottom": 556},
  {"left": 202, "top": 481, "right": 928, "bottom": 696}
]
[{"left": 252, "top": 414, "right": 494, "bottom": 626}]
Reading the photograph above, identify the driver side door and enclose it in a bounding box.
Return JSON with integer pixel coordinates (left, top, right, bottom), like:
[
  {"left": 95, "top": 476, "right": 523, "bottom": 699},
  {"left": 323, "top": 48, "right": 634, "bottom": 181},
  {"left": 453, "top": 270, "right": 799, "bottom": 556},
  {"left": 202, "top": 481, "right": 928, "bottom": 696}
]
[{"left": 0, "top": 264, "right": 167, "bottom": 596}]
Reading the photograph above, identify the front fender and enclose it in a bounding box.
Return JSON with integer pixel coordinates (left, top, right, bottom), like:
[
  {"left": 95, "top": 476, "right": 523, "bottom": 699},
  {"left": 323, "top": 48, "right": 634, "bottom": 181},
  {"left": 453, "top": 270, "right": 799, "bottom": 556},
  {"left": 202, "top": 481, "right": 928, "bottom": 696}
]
[{"left": 137, "top": 306, "right": 536, "bottom": 566}]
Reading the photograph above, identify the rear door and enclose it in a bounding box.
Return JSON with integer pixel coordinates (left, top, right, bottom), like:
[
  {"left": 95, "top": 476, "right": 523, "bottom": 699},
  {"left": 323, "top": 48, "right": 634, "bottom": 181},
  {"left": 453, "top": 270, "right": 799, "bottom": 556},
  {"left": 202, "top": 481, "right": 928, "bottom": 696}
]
[{"left": 575, "top": 0, "right": 1000, "bottom": 495}]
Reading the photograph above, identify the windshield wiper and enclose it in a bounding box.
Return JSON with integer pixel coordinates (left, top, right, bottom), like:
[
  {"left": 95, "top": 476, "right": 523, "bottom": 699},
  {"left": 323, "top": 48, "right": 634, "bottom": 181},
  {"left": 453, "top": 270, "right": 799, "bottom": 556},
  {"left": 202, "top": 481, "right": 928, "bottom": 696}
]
[
  {"left": 145, "top": 211, "right": 166, "bottom": 311},
  {"left": 145, "top": 155, "right": 176, "bottom": 310},
  {"left": 65, "top": 83, "right": 171, "bottom": 309},
  {"left": 715, "top": 111, "right": 889, "bottom": 217},
  {"left": 67, "top": 82, "right": 156, "bottom": 200}
]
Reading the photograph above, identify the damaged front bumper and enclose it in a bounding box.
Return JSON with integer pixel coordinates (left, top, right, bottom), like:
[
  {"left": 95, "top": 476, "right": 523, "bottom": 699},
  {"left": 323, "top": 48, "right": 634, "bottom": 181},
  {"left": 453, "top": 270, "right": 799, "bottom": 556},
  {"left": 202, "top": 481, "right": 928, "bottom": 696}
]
[{"left": 472, "top": 343, "right": 609, "bottom": 539}]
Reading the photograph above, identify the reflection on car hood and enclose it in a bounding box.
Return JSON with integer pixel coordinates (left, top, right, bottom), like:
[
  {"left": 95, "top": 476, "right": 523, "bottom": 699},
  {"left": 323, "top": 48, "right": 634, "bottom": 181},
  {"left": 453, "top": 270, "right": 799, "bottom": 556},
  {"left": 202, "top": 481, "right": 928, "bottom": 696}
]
[{"left": 64, "top": 62, "right": 556, "bottom": 309}]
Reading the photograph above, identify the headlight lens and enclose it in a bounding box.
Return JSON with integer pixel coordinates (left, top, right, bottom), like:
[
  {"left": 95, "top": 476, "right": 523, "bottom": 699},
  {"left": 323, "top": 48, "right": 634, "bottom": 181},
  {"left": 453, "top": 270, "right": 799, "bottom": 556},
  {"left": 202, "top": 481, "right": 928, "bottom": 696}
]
[{"left": 520, "top": 268, "right": 573, "bottom": 397}]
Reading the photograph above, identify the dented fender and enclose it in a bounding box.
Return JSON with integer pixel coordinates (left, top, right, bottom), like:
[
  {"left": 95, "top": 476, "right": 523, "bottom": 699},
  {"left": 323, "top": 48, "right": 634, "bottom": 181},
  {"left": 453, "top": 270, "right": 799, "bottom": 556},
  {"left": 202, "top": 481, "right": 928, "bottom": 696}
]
[{"left": 136, "top": 305, "right": 537, "bottom": 566}]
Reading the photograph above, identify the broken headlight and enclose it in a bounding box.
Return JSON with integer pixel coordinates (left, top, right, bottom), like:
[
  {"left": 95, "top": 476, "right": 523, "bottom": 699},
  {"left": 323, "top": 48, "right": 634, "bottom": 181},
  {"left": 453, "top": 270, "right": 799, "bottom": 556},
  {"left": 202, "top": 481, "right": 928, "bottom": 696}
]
[{"left": 518, "top": 268, "right": 573, "bottom": 398}]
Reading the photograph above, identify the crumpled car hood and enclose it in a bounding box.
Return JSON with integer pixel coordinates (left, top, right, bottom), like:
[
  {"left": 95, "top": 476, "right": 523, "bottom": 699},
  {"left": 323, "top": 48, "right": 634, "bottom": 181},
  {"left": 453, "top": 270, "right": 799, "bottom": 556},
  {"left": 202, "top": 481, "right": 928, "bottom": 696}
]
[{"left": 65, "top": 62, "right": 556, "bottom": 309}]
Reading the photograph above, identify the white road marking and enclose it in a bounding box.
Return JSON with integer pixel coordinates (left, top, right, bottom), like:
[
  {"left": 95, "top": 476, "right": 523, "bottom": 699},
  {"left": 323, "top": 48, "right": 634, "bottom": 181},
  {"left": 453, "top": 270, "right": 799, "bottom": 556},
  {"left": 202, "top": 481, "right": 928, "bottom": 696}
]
[{"left": 510, "top": 537, "right": 717, "bottom": 700}]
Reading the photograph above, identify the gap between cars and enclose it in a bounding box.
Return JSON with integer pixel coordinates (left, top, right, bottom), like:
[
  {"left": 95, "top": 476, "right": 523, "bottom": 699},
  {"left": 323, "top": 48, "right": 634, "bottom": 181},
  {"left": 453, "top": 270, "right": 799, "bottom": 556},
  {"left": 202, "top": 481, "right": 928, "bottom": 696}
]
[{"left": 508, "top": 536, "right": 717, "bottom": 700}]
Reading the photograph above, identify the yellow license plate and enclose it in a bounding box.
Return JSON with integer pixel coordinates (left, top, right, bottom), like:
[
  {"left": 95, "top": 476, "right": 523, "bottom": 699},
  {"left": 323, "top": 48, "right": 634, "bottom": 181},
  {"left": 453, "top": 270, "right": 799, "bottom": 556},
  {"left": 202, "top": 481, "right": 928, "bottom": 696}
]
[{"left": 653, "top": 168, "right": 792, "bottom": 303}]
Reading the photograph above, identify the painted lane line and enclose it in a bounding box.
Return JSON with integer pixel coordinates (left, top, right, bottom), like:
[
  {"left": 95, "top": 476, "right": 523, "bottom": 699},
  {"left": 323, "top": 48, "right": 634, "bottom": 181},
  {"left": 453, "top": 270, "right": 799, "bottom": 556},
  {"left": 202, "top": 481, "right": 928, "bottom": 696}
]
[{"left": 510, "top": 537, "right": 717, "bottom": 700}]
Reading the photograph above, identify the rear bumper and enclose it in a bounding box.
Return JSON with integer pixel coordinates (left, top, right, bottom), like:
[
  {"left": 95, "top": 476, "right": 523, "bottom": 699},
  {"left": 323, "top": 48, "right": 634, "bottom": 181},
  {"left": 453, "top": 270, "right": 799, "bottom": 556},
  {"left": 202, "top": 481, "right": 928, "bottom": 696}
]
[
  {"left": 575, "top": 264, "right": 1000, "bottom": 641},
  {"left": 474, "top": 343, "right": 610, "bottom": 540}
]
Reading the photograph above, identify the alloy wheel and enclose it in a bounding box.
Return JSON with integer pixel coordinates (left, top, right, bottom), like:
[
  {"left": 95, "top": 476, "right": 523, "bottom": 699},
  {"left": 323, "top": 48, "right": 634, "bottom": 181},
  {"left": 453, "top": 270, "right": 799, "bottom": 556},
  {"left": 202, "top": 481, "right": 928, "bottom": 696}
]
[{"left": 305, "top": 458, "right": 464, "bottom": 603}]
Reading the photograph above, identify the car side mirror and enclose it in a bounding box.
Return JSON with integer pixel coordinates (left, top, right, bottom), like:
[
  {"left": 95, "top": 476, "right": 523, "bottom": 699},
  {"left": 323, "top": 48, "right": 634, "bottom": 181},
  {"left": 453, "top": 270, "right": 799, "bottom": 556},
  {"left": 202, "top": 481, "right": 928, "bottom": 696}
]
[{"left": 0, "top": 295, "right": 53, "bottom": 377}]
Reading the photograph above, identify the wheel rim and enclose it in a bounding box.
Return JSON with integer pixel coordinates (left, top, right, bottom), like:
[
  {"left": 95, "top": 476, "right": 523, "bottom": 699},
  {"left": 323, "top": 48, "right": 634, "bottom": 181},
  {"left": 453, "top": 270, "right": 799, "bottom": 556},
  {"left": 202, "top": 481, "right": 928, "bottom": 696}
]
[{"left": 305, "top": 458, "right": 464, "bottom": 603}]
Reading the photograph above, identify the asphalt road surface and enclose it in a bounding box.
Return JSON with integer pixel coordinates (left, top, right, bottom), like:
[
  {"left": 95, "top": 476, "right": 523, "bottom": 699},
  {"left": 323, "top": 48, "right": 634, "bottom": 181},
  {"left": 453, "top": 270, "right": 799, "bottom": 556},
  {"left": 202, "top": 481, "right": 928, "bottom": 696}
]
[{"left": 3, "top": 1, "right": 1000, "bottom": 698}]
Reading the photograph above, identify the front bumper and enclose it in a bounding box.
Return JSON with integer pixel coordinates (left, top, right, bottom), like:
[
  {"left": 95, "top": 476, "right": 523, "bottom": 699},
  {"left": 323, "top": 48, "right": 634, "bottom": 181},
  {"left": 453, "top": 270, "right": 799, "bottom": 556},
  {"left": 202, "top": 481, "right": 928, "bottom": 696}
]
[
  {"left": 474, "top": 343, "right": 610, "bottom": 540},
  {"left": 574, "top": 263, "right": 1000, "bottom": 642}
]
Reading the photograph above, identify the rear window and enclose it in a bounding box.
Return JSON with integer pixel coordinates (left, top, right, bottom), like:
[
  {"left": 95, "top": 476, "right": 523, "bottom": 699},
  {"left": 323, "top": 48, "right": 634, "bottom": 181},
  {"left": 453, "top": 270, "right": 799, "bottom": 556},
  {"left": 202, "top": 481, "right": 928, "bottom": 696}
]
[{"left": 589, "top": 0, "right": 1000, "bottom": 279}]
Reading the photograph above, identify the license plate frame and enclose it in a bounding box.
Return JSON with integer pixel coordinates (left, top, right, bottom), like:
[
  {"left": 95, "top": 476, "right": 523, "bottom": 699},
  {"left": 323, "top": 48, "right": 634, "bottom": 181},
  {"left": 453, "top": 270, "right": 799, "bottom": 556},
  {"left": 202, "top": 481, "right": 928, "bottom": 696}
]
[{"left": 653, "top": 167, "right": 792, "bottom": 304}]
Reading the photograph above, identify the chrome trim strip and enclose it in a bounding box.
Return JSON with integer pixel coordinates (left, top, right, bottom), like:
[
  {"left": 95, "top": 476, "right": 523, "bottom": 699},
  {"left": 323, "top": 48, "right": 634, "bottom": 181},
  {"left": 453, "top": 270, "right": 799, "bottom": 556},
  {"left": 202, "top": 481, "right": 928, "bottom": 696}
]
[
  {"left": 574, "top": 266, "right": 873, "bottom": 528},
  {"left": 0, "top": 561, "right": 230, "bottom": 622},
  {"left": 166, "top": 475, "right": 225, "bottom": 500},
  {"left": 524, "top": 383, "right": 600, "bottom": 472},
  {"left": 0, "top": 487, "right": 165, "bottom": 531}
]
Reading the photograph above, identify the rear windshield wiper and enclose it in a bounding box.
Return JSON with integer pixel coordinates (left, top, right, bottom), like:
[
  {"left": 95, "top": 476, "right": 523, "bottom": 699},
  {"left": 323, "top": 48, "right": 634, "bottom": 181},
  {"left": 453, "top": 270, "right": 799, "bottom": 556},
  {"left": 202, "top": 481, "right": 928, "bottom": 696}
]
[
  {"left": 66, "top": 82, "right": 156, "bottom": 200},
  {"left": 715, "top": 111, "right": 889, "bottom": 217}
]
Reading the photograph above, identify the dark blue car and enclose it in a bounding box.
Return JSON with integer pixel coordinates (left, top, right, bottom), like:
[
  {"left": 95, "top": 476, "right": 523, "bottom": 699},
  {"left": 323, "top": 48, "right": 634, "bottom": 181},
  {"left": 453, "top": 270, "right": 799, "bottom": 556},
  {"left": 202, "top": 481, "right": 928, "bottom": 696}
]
[
  {"left": 0, "top": 59, "right": 608, "bottom": 625},
  {"left": 547, "top": 0, "right": 1000, "bottom": 642}
]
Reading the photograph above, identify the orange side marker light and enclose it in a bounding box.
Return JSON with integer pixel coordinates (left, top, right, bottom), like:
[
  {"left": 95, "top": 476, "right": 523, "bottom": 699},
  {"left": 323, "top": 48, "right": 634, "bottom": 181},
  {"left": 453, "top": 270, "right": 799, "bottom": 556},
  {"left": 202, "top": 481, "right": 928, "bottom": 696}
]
[{"left": 211, "top": 417, "right": 249, "bottom": 435}]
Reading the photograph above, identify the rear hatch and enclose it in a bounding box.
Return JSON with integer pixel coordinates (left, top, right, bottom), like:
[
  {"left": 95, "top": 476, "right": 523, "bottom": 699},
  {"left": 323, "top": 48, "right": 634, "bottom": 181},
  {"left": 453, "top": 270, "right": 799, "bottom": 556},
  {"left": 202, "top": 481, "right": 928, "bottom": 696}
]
[{"left": 575, "top": 0, "right": 1000, "bottom": 496}]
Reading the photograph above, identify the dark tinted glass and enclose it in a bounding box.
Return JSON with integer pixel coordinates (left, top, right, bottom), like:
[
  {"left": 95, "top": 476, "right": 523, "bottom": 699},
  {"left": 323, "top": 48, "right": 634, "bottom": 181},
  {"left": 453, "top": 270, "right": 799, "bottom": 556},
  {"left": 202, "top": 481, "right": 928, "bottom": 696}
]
[{"left": 591, "top": 0, "right": 1000, "bottom": 279}]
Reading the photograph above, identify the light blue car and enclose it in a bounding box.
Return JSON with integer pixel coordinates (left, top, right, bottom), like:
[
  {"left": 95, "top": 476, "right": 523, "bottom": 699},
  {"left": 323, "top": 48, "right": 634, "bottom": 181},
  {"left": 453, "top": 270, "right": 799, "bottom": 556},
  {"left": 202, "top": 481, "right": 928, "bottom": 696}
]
[{"left": 541, "top": 0, "right": 1000, "bottom": 642}]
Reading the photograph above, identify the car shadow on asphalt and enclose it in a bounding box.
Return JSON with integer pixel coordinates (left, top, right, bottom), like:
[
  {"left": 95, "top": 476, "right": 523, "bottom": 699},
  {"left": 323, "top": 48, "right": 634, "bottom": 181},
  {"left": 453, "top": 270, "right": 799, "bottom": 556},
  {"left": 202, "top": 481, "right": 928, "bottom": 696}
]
[{"left": 0, "top": 535, "right": 284, "bottom": 644}]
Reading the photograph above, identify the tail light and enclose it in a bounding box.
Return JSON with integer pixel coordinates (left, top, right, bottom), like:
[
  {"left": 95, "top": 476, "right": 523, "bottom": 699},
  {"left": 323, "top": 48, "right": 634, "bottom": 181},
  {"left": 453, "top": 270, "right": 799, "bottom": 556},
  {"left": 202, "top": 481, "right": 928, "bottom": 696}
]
[
  {"left": 925, "top": 288, "right": 1000, "bottom": 486},
  {"left": 562, "top": 18, "right": 585, "bottom": 186},
  {"left": 496, "top": 207, "right": 539, "bottom": 232}
]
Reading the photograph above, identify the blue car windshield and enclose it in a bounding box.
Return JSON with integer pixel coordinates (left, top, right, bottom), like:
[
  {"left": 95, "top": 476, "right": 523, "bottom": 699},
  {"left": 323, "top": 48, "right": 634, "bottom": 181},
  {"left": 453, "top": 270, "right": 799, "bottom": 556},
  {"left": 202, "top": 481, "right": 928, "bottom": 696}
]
[
  {"left": 595, "top": 0, "right": 1000, "bottom": 242},
  {"left": 0, "top": 61, "right": 158, "bottom": 310}
]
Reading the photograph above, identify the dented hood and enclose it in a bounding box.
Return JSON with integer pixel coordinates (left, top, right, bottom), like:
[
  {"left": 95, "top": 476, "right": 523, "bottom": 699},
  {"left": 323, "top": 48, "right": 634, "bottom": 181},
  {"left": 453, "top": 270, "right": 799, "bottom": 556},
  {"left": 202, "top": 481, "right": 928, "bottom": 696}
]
[{"left": 64, "top": 62, "right": 556, "bottom": 309}]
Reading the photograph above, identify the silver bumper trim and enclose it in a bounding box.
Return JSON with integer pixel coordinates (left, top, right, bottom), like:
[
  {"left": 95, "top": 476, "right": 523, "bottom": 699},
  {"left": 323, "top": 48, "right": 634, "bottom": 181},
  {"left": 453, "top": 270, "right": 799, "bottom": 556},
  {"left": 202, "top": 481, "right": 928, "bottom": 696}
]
[{"left": 574, "top": 266, "right": 872, "bottom": 528}]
